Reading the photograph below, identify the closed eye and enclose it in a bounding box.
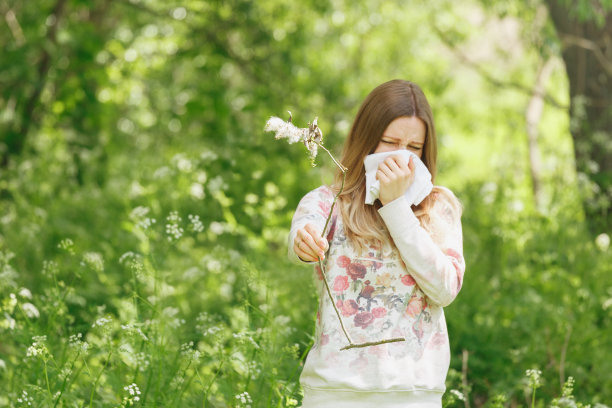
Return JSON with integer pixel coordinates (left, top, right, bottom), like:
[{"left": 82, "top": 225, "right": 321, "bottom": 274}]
[{"left": 382, "top": 141, "right": 422, "bottom": 150}]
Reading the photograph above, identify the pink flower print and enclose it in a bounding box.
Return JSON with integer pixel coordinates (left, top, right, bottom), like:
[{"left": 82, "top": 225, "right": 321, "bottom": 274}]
[
  {"left": 354, "top": 312, "right": 375, "bottom": 329},
  {"left": 318, "top": 200, "right": 331, "bottom": 219},
  {"left": 347, "top": 262, "right": 367, "bottom": 281},
  {"left": 326, "top": 216, "right": 336, "bottom": 242},
  {"left": 368, "top": 343, "right": 388, "bottom": 357},
  {"left": 376, "top": 272, "right": 393, "bottom": 287},
  {"left": 426, "top": 332, "right": 446, "bottom": 350},
  {"left": 371, "top": 307, "right": 387, "bottom": 319},
  {"left": 405, "top": 296, "right": 426, "bottom": 318},
  {"left": 349, "top": 354, "right": 369, "bottom": 372},
  {"left": 401, "top": 274, "right": 416, "bottom": 286},
  {"left": 333, "top": 275, "right": 349, "bottom": 293},
  {"left": 336, "top": 299, "right": 359, "bottom": 317},
  {"left": 336, "top": 255, "right": 351, "bottom": 268},
  {"left": 320, "top": 332, "right": 329, "bottom": 346},
  {"left": 443, "top": 247, "right": 465, "bottom": 293}
]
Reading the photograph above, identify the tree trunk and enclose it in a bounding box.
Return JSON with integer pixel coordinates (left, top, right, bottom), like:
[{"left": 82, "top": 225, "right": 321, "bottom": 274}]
[
  {"left": 0, "top": 0, "right": 67, "bottom": 168},
  {"left": 526, "top": 57, "right": 556, "bottom": 213},
  {"left": 544, "top": 1, "right": 612, "bottom": 235}
]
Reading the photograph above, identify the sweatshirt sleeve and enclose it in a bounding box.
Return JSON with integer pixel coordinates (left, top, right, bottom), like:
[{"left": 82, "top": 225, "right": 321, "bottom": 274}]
[
  {"left": 287, "top": 185, "right": 335, "bottom": 265},
  {"left": 377, "top": 186, "right": 466, "bottom": 307}
]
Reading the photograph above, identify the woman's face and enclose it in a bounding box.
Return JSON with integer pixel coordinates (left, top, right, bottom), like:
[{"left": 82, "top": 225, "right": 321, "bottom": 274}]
[{"left": 374, "top": 116, "right": 426, "bottom": 158}]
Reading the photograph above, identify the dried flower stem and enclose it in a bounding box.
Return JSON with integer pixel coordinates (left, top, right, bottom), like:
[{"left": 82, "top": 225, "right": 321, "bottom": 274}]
[
  {"left": 313, "top": 140, "right": 404, "bottom": 351},
  {"left": 268, "top": 116, "right": 406, "bottom": 350}
]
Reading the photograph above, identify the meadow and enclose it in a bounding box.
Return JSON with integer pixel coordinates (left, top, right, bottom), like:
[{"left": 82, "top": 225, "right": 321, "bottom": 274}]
[{"left": 1, "top": 0, "right": 611, "bottom": 406}]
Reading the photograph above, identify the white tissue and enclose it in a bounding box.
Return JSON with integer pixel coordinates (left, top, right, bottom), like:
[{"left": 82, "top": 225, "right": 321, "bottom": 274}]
[{"left": 364, "top": 150, "right": 433, "bottom": 205}]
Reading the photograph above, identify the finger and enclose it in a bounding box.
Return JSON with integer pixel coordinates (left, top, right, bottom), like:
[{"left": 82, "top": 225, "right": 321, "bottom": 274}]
[
  {"left": 300, "top": 227, "right": 326, "bottom": 259},
  {"left": 378, "top": 163, "right": 395, "bottom": 179},
  {"left": 376, "top": 169, "right": 390, "bottom": 184},
  {"left": 296, "top": 230, "right": 320, "bottom": 260},
  {"left": 294, "top": 240, "right": 316, "bottom": 262},
  {"left": 396, "top": 155, "right": 410, "bottom": 170},
  {"left": 304, "top": 223, "right": 328, "bottom": 251},
  {"left": 389, "top": 155, "right": 407, "bottom": 169},
  {"left": 408, "top": 155, "right": 416, "bottom": 171},
  {"left": 384, "top": 156, "right": 403, "bottom": 171}
]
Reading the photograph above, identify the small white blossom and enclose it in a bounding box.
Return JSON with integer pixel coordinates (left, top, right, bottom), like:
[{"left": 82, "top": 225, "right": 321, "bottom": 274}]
[
  {"left": 122, "top": 383, "right": 141, "bottom": 406},
  {"left": 42, "top": 260, "right": 59, "bottom": 277},
  {"left": 188, "top": 214, "right": 204, "bottom": 233},
  {"left": 450, "top": 389, "right": 465, "bottom": 401},
  {"left": 526, "top": 368, "right": 542, "bottom": 388},
  {"left": 58, "top": 238, "right": 75, "bottom": 254},
  {"left": 81, "top": 252, "right": 104, "bottom": 273},
  {"left": 26, "top": 336, "right": 49, "bottom": 359},
  {"left": 165, "top": 211, "right": 184, "bottom": 241},
  {"left": 121, "top": 323, "right": 149, "bottom": 341},
  {"left": 18, "top": 288, "right": 32, "bottom": 299},
  {"left": 16, "top": 389, "right": 33, "bottom": 406},
  {"left": 264, "top": 116, "right": 307, "bottom": 144},
  {"left": 69, "top": 333, "right": 90, "bottom": 354},
  {"left": 21, "top": 303, "right": 40, "bottom": 319},
  {"left": 92, "top": 316, "right": 113, "bottom": 328},
  {"left": 595, "top": 233, "right": 610, "bottom": 251},
  {"left": 265, "top": 114, "right": 323, "bottom": 164},
  {"left": 234, "top": 391, "right": 252, "bottom": 408}
]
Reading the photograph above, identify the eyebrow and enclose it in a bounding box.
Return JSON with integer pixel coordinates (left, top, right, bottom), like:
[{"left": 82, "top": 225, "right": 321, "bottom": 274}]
[{"left": 382, "top": 136, "right": 424, "bottom": 146}]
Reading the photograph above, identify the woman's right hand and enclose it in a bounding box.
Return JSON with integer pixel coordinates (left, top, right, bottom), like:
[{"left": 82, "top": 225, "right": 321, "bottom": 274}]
[{"left": 294, "top": 223, "right": 329, "bottom": 262}]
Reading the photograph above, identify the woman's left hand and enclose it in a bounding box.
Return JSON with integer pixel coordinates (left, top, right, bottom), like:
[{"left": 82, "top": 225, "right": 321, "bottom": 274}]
[{"left": 376, "top": 154, "right": 415, "bottom": 206}]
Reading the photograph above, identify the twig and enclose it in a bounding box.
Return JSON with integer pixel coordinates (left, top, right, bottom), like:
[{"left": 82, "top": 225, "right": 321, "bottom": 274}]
[{"left": 270, "top": 116, "right": 407, "bottom": 351}]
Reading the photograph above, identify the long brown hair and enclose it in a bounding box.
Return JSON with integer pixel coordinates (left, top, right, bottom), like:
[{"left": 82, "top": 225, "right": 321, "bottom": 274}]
[{"left": 330, "top": 79, "right": 460, "bottom": 255}]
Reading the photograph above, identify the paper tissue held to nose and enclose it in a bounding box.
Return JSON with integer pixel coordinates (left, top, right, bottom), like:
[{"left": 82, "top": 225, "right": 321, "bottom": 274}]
[{"left": 364, "top": 150, "right": 433, "bottom": 206}]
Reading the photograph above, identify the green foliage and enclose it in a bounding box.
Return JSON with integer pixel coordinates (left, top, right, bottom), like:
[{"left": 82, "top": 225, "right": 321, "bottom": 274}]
[{"left": 1, "top": 0, "right": 611, "bottom": 406}]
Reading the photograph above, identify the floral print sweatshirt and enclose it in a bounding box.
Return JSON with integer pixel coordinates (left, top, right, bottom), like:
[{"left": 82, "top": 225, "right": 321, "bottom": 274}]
[{"left": 287, "top": 185, "right": 466, "bottom": 407}]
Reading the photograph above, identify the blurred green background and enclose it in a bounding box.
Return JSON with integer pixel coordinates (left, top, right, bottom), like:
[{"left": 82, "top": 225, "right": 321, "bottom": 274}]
[{"left": 1, "top": 0, "right": 611, "bottom": 406}]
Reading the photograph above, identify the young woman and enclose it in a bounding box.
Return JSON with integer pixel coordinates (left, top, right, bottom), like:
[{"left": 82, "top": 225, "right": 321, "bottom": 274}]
[{"left": 287, "top": 79, "right": 466, "bottom": 407}]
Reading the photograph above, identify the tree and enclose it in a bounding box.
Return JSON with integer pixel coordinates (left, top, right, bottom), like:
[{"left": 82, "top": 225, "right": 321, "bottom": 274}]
[{"left": 543, "top": 0, "right": 612, "bottom": 235}]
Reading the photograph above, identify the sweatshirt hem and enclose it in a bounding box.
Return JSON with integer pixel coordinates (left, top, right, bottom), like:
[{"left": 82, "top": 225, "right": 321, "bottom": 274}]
[{"left": 301, "top": 385, "right": 443, "bottom": 407}]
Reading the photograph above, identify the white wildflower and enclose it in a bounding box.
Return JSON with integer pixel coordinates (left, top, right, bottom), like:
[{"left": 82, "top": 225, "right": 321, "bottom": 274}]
[
  {"left": 188, "top": 214, "right": 204, "bottom": 233},
  {"left": 26, "top": 336, "right": 49, "bottom": 359},
  {"left": 18, "top": 288, "right": 32, "bottom": 299},
  {"left": 450, "top": 389, "right": 465, "bottom": 401},
  {"left": 21, "top": 303, "right": 40, "bottom": 319},
  {"left": 265, "top": 114, "right": 323, "bottom": 164},
  {"left": 232, "top": 332, "right": 260, "bottom": 349},
  {"left": 122, "top": 383, "right": 141, "bottom": 406},
  {"left": 69, "top": 333, "right": 90, "bottom": 354},
  {"left": 526, "top": 368, "right": 542, "bottom": 388},
  {"left": 92, "top": 316, "right": 113, "bottom": 338},
  {"left": 180, "top": 341, "right": 201, "bottom": 362},
  {"left": 130, "top": 206, "right": 150, "bottom": 219},
  {"left": 121, "top": 323, "right": 149, "bottom": 341},
  {"left": 81, "top": 252, "right": 104, "bottom": 273},
  {"left": 58, "top": 238, "right": 75, "bottom": 254},
  {"left": 42, "top": 260, "right": 59, "bottom": 277},
  {"left": 59, "top": 366, "right": 72, "bottom": 381},
  {"left": 234, "top": 391, "right": 252, "bottom": 408},
  {"left": 264, "top": 116, "right": 307, "bottom": 144},
  {"left": 138, "top": 217, "right": 157, "bottom": 230},
  {"left": 119, "top": 252, "right": 145, "bottom": 277},
  {"left": 16, "top": 389, "right": 33, "bottom": 406},
  {"left": 595, "top": 233, "right": 610, "bottom": 251},
  {"left": 165, "top": 211, "right": 184, "bottom": 241}
]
